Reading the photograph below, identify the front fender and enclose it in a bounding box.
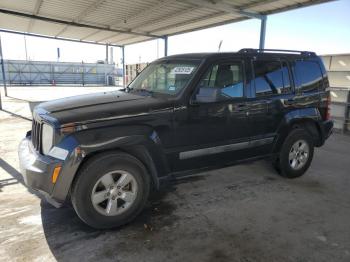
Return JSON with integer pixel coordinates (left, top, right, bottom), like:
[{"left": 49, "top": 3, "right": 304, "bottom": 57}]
[
  {"left": 77, "top": 125, "right": 168, "bottom": 185},
  {"left": 51, "top": 125, "right": 169, "bottom": 203}
]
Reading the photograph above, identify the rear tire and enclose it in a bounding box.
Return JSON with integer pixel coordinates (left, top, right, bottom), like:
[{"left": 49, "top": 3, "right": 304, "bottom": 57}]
[
  {"left": 71, "top": 152, "right": 150, "bottom": 229},
  {"left": 275, "top": 129, "right": 314, "bottom": 178}
]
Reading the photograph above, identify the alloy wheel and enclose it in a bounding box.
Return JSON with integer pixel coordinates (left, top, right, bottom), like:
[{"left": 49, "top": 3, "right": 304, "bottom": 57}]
[
  {"left": 91, "top": 170, "right": 138, "bottom": 216},
  {"left": 288, "top": 139, "right": 310, "bottom": 170}
]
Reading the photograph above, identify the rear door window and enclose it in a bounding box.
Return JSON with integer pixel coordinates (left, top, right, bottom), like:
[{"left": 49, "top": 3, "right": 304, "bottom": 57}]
[{"left": 294, "top": 60, "right": 323, "bottom": 93}]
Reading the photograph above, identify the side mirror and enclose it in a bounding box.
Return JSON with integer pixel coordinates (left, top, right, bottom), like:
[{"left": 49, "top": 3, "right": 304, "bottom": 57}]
[{"left": 194, "top": 87, "right": 219, "bottom": 103}]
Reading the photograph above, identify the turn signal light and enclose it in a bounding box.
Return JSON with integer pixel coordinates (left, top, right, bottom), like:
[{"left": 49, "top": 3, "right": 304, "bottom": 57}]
[{"left": 52, "top": 165, "right": 62, "bottom": 184}]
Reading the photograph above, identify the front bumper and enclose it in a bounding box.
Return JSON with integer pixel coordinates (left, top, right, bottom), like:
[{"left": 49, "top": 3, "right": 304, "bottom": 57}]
[
  {"left": 18, "top": 134, "right": 82, "bottom": 207},
  {"left": 18, "top": 137, "right": 64, "bottom": 207}
]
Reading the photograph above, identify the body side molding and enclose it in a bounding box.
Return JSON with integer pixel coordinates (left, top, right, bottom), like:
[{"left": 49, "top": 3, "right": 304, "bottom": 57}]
[{"left": 179, "top": 137, "right": 274, "bottom": 160}]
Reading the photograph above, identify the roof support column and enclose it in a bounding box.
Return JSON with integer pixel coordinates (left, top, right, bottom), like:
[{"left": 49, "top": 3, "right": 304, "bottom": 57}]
[
  {"left": 238, "top": 10, "right": 267, "bottom": 50},
  {"left": 164, "top": 36, "right": 168, "bottom": 57},
  {"left": 0, "top": 36, "right": 7, "bottom": 110},
  {"left": 122, "top": 46, "right": 125, "bottom": 87},
  {"left": 259, "top": 15, "right": 267, "bottom": 50},
  {"left": 105, "top": 43, "right": 109, "bottom": 64}
]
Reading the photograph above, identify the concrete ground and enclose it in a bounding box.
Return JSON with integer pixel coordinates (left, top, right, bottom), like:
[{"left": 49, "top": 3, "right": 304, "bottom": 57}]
[
  {"left": 1, "top": 86, "right": 350, "bottom": 262},
  {"left": 0, "top": 86, "right": 120, "bottom": 120}
]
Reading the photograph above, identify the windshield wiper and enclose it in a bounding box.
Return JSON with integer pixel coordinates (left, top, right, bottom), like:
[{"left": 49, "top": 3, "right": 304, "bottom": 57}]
[{"left": 131, "top": 88, "right": 153, "bottom": 95}]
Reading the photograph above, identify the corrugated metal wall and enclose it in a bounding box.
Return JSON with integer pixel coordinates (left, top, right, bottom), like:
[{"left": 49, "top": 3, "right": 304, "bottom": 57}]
[
  {"left": 0, "top": 60, "right": 117, "bottom": 86},
  {"left": 321, "top": 54, "right": 350, "bottom": 133}
]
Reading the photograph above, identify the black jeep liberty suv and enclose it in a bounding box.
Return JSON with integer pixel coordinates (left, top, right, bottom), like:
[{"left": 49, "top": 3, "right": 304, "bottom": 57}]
[{"left": 18, "top": 49, "right": 333, "bottom": 229}]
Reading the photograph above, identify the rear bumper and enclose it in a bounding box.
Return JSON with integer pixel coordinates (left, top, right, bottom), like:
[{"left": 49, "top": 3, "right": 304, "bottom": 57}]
[{"left": 318, "top": 120, "right": 333, "bottom": 146}]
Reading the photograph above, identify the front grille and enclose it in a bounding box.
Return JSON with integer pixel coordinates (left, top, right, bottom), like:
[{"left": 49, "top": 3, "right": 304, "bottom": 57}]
[{"left": 31, "top": 120, "right": 42, "bottom": 152}]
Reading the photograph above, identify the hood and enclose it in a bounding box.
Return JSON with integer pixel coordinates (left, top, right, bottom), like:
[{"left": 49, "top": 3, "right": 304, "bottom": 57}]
[
  {"left": 36, "top": 91, "right": 174, "bottom": 126},
  {"left": 38, "top": 91, "right": 144, "bottom": 113}
]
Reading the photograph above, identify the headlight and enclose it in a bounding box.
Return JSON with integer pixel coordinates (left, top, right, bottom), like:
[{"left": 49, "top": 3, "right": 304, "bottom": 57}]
[{"left": 42, "top": 124, "right": 54, "bottom": 155}]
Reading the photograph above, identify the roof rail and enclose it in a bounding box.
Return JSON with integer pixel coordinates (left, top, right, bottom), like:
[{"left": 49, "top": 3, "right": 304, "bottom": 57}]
[{"left": 238, "top": 48, "right": 316, "bottom": 56}]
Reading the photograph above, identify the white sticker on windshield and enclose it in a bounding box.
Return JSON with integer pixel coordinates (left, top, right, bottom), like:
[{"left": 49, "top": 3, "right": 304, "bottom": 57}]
[{"left": 172, "top": 67, "right": 194, "bottom": 74}]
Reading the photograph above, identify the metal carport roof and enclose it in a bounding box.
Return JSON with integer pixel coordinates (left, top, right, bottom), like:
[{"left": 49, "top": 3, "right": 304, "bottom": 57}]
[{"left": 0, "top": 0, "right": 334, "bottom": 47}]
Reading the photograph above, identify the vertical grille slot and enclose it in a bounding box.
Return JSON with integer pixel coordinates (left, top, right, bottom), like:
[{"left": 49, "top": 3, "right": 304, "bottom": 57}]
[
  {"left": 31, "top": 120, "right": 42, "bottom": 152},
  {"left": 32, "top": 120, "right": 37, "bottom": 149}
]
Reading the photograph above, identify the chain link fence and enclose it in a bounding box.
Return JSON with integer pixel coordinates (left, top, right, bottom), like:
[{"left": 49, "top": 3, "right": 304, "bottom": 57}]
[{"left": 0, "top": 60, "right": 119, "bottom": 86}]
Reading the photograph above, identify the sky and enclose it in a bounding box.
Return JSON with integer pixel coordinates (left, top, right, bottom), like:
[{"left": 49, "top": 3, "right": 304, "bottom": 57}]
[{"left": 0, "top": 0, "right": 349, "bottom": 66}]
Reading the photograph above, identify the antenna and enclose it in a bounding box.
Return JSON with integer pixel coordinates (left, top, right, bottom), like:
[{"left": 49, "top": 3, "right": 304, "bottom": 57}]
[{"left": 218, "top": 40, "right": 223, "bottom": 52}]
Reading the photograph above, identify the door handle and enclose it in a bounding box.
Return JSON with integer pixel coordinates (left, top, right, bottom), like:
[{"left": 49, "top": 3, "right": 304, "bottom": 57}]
[{"left": 236, "top": 104, "right": 248, "bottom": 112}]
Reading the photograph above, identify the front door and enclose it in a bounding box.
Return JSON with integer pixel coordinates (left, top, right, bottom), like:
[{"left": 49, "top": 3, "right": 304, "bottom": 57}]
[{"left": 170, "top": 59, "right": 252, "bottom": 172}]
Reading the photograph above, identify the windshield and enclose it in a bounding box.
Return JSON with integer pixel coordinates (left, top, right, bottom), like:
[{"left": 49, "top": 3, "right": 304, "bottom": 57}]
[{"left": 128, "top": 60, "right": 200, "bottom": 96}]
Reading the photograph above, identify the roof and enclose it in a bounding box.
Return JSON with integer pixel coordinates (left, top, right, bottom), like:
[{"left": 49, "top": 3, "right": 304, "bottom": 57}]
[
  {"left": 158, "top": 49, "right": 318, "bottom": 61},
  {"left": 0, "top": 0, "right": 334, "bottom": 47}
]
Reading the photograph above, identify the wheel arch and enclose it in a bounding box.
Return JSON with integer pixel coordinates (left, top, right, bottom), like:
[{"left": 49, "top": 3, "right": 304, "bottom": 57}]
[
  {"left": 273, "top": 109, "right": 323, "bottom": 153},
  {"left": 74, "top": 143, "right": 165, "bottom": 192},
  {"left": 53, "top": 130, "right": 169, "bottom": 204}
]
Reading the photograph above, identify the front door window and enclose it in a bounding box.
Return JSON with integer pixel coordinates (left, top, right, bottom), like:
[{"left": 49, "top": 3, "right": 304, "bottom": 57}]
[{"left": 195, "top": 62, "right": 244, "bottom": 103}]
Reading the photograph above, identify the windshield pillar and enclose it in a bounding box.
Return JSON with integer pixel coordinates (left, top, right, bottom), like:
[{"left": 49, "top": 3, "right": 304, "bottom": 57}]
[
  {"left": 122, "top": 45, "right": 125, "bottom": 87},
  {"left": 164, "top": 36, "right": 168, "bottom": 57}
]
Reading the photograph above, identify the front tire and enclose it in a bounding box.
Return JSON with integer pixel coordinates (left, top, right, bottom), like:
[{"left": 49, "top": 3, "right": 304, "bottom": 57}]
[
  {"left": 276, "top": 129, "right": 314, "bottom": 178},
  {"left": 71, "top": 152, "right": 150, "bottom": 229}
]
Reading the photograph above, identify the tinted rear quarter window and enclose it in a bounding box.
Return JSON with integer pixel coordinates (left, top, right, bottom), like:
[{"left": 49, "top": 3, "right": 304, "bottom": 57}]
[
  {"left": 252, "top": 60, "right": 291, "bottom": 97},
  {"left": 294, "top": 60, "right": 324, "bottom": 93}
]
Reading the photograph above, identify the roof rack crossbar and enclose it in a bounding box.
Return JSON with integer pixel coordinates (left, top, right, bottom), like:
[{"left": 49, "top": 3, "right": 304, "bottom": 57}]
[{"left": 238, "top": 48, "right": 316, "bottom": 56}]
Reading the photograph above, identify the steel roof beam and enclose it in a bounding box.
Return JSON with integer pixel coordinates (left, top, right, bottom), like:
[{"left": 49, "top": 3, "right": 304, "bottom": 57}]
[
  {"left": 0, "top": 8, "right": 161, "bottom": 39},
  {"left": 177, "top": 0, "right": 267, "bottom": 50},
  {"left": 256, "top": 0, "right": 336, "bottom": 15},
  {"left": 0, "top": 0, "right": 332, "bottom": 48},
  {"left": 108, "top": 0, "right": 173, "bottom": 30},
  {"left": 74, "top": 0, "right": 106, "bottom": 22},
  {"left": 178, "top": 0, "right": 264, "bottom": 19},
  {"left": 241, "top": 0, "right": 283, "bottom": 9},
  {"left": 56, "top": 0, "right": 106, "bottom": 37},
  {"left": 27, "top": 0, "right": 44, "bottom": 32},
  {"left": 89, "top": 0, "right": 175, "bottom": 43},
  {"left": 80, "top": 30, "right": 102, "bottom": 41},
  {"left": 116, "top": 9, "right": 234, "bottom": 45},
  {"left": 239, "top": 0, "right": 333, "bottom": 10},
  {"left": 33, "top": 0, "right": 44, "bottom": 15},
  {"left": 95, "top": 5, "right": 198, "bottom": 44},
  {"left": 0, "top": 29, "right": 123, "bottom": 47},
  {"left": 150, "top": 11, "right": 226, "bottom": 35},
  {"left": 132, "top": 6, "right": 198, "bottom": 32}
]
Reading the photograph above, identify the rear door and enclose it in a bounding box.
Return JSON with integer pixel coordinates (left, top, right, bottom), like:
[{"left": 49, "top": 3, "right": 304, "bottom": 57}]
[{"left": 247, "top": 57, "right": 293, "bottom": 155}]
